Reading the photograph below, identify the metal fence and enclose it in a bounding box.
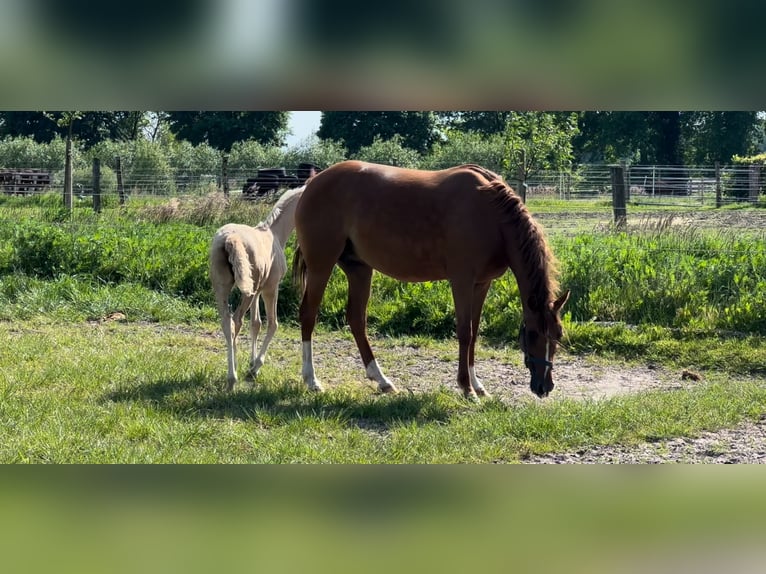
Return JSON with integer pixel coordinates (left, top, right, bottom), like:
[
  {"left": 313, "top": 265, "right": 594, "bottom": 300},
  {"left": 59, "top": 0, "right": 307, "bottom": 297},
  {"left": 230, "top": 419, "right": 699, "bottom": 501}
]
[
  {"left": 2, "top": 162, "right": 764, "bottom": 207},
  {"left": 526, "top": 164, "right": 762, "bottom": 206}
]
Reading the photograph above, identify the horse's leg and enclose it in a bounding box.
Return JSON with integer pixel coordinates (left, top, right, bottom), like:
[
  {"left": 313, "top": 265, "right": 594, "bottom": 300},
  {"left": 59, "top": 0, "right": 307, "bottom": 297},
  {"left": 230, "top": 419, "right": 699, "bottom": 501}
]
[
  {"left": 248, "top": 289, "right": 278, "bottom": 381},
  {"left": 450, "top": 279, "right": 476, "bottom": 400},
  {"left": 232, "top": 293, "right": 255, "bottom": 339},
  {"left": 245, "top": 293, "right": 263, "bottom": 382},
  {"left": 338, "top": 260, "right": 397, "bottom": 393},
  {"left": 469, "top": 281, "right": 492, "bottom": 398},
  {"left": 299, "top": 266, "right": 334, "bottom": 392},
  {"left": 215, "top": 292, "right": 239, "bottom": 391}
]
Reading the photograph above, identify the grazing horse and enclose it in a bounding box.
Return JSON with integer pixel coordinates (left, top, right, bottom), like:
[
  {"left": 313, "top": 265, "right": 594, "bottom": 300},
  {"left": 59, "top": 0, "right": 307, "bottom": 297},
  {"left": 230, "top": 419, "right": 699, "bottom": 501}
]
[
  {"left": 210, "top": 186, "right": 305, "bottom": 390},
  {"left": 292, "top": 160, "right": 569, "bottom": 399}
]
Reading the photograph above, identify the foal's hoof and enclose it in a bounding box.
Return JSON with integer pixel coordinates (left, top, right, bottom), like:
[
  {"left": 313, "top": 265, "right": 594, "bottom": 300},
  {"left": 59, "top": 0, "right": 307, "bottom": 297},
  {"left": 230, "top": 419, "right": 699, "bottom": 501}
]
[
  {"left": 378, "top": 383, "right": 398, "bottom": 394},
  {"left": 308, "top": 381, "right": 325, "bottom": 393},
  {"left": 475, "top": 387, "right": 492, "bottom": 398},
  {"left": 463, "top": 390, "right": 480, "bottom": 403}
]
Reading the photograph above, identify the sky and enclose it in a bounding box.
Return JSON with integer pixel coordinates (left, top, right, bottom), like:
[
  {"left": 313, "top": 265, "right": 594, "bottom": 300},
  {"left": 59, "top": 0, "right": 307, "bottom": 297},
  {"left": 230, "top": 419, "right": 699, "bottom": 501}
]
[{"left": 285, "top": 111, "right": 322, "bottom": 147}]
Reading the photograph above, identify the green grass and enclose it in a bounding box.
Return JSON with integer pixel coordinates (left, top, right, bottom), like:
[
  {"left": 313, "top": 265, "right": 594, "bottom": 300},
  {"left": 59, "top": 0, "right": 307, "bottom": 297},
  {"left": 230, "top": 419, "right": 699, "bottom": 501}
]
[
  {"left": 2, "top": 195, "right": 766, "bottom": 462},
  {"left": 1, "top": 320, "right": 765, "bottom": 463}
]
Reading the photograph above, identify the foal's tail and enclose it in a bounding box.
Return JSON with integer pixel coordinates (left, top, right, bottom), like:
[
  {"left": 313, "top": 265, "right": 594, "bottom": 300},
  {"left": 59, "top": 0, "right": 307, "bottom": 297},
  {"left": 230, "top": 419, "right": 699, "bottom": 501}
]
[
  {"left": 223, "top": 235, "right": 254, "bottom": 296},
  {"left": 291, "top": 244, "right": 307, "bottom": 296}
]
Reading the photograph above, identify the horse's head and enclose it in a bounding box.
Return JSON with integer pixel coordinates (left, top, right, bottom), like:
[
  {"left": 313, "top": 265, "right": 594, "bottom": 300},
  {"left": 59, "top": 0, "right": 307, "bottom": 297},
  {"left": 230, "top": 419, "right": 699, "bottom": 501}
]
[{"left": 519, "top": 290, "right": 569, "bottom": 398}]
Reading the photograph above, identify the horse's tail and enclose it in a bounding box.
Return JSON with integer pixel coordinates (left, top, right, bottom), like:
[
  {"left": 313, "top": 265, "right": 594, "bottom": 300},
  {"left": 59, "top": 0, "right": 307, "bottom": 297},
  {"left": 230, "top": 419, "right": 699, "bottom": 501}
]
[
  {"left": 291, "top": 244, "right": 307, "bottom": 296},
  {"left": 223, "top": 234, "right": 254, "bottom": 296}
]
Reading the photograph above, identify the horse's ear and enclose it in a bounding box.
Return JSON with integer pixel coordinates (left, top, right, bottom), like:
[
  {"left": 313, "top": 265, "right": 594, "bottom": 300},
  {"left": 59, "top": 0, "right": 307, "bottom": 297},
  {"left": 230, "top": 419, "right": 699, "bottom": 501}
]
[{"left": 550, "top": 290, "right": 570, "bottom": 314}]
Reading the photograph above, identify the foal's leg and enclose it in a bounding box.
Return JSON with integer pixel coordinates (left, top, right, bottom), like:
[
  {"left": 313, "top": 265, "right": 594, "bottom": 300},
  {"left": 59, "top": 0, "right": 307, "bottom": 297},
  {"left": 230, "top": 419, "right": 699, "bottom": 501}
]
[
  {"left": 468, "top": 281, "right": 492, "bottom": 398},
  {"left": 247, "top": 289, "right": 278, "bottom": 381},
  {"left": 245, "top": 293, "right": 263, "bottom": 382},
  {"left": 450, "top": 279, "right": 477, "bottom": 399},
  {"left": 299, "top": 267, "right": 334, "bottom": 392},
  {"left": 339, "top": 260, "right": 397, "bottom": 393},
  {"left": 215, "top": 294, "right": 239, "bottom": 391}
]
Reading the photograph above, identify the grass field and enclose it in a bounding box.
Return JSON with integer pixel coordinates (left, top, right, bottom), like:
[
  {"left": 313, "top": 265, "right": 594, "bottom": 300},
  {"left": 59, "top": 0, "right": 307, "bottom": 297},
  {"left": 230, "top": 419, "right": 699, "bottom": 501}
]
[{"left": 1, "top": 192, "right": 766, "bottom": 462}]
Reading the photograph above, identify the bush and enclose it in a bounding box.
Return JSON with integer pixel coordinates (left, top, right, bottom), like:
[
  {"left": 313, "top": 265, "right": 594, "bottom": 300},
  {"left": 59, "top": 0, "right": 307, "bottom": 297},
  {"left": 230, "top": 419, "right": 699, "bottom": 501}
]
[
  {"left": 352, "top": 135, "right": 422, "bottom": 168},
  {"left": 420, "top": 131, "right": 507, "bottom": 173}
]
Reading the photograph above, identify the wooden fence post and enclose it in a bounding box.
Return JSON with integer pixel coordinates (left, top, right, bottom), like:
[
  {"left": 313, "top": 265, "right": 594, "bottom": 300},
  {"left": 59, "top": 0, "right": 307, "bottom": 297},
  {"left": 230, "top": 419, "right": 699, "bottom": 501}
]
[
  {"left": 63, "top": 136, "right": 73, "bottom": 210},
  {"left": 115, "top": 155, "right": 126, "bottom": 205},
  {"left": 92, "top": 158, "right": 101, "bottom": 213},
  {"left": 222, "top": 155, "right": 230, "bottom": 198},
  {"left": 610, "top": 164, "right": 627, "bottom": 229},
  {"left": 715, "top": 162, "right": 722, "bottom": 208}
]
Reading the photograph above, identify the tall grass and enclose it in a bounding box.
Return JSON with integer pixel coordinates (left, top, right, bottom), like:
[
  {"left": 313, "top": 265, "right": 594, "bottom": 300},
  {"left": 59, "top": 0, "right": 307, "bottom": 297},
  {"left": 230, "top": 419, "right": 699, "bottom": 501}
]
[{"left": 1, "top": 196, "right": 765, "bottom": 339}]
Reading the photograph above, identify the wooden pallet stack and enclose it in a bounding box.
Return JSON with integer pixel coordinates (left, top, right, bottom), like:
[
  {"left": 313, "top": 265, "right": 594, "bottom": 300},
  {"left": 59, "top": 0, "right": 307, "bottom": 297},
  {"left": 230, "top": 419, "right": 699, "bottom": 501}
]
[{"left": 0, "top": 169, "right": 51, "bottom": 195}]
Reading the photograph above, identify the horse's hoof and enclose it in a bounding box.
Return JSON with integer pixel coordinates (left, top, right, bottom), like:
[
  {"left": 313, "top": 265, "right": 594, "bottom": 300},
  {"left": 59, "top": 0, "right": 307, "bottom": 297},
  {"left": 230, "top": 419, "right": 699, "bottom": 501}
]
[
  {"left": 475, "top": 387, "right": 491, "bottom": 398},
  {"left": 309, "top": 382, "right": 324, "bottom": 392},
  {"left": 463, "top": 391, "right": 479, "bottom": 403}
]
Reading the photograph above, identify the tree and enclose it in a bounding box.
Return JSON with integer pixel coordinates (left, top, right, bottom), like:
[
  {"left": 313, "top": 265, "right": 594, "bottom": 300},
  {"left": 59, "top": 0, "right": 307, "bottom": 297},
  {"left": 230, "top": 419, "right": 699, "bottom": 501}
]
[
  {"left": 682, "top": 112, "right": 760, "bottom": 164},
  {"left": 0, "top": 111, "right": 148, "bottom": 147},
  {"left": 318, "top": 112, "right": 438, "bottom": 155},
  {"left": 167, "top": 112, "right": 289, "bottom": 151},
  {"left": 436, "top": 112, "right": 512, "bottom": 135},
  {"left": 504, "top": 112, "right": 580, "bottom": 179},
  {"left": 574, "top": 111, "right": 761, "bottom": 165}
]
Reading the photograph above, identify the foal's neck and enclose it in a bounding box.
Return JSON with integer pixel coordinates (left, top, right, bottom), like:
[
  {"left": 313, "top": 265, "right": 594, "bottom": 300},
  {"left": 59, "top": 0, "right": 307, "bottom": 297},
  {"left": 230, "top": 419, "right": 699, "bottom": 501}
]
[{"left": 268, "top": 213, "right": 295, "bottom": 248}]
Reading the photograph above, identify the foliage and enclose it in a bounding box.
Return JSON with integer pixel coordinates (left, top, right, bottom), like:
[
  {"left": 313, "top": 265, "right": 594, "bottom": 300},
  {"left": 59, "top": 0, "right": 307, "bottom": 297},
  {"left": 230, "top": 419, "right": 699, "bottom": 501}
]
[
  {"left": 3, "top": 200, "right": 765, "bottom": 339},
  {"left": 318, "top": 112, "right": 439, "bottom": 155},
  {"left": 436, "top": 112, "right": 512, "bottom": 135},
  {"left": 420, "top": 131, "right": 506, "bottom": 174},
  {"left": 504, "top": 112, "right": 580, "bottom": 179},
  {"left": 352, "top": 135, "right": 422, "bottom": 168},
  {"left": 167, "top": 112, "right": 289, "bottom": 151},
  {"left": 281, "top": 138, "right": 347, "bottom": 170},
  {"left": 0, "top": 135, "right": 78, "bottom": 171},
  {"left": 574, "top": 112, "right": 761, "bottom": 165},
  {"left": 227, "top": 139, "right": 289, "bottom": 171},
  {"left": 0, "top": 112, "right": 148, "bottom": 147}
]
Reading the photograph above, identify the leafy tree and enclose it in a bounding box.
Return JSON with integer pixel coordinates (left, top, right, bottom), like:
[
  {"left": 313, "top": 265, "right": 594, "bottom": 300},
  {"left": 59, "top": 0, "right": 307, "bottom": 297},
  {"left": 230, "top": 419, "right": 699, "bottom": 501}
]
[
  {"left": 420, "top": 131, "right": 507, "bottom": 173},
  {"left": 282, "top": 139, "right": 347, "bottom": 171},
  {"left": 0, "top": 112, "right": 147, "bottom": 147},
  {"left": 504, "top": 112, "right": 580, "bottom": 178},
  {"left": 682, "top": 112, "right": 760, "bottom": 164},
  {"left": 352, "top": 135, "right": 421, "bottom": 167},
  {"left": 318, "top": 112, "right": 438, "bottom": 154},
  {"left": 574, "top": 111, "right": 761, "bottom": 165},
  {"left": 436, "top": 112, "right": 512, "bottom": 135},
  {"left": 167, "top": 112, "right": 289, "bottom": 151}
]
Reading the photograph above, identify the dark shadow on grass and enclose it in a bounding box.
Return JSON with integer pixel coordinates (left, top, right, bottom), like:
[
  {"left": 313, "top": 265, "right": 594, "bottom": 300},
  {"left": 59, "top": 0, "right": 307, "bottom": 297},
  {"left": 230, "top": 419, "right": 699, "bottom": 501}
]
[{"left": 106, "top": 372, "right": 464, "bottom": 431}]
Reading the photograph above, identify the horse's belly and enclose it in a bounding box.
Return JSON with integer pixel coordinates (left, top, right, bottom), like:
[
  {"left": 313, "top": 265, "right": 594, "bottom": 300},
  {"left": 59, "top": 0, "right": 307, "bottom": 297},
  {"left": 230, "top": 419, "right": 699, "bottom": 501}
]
[{"left": 354, "top": 243, "right": 447, "bottom": 282}]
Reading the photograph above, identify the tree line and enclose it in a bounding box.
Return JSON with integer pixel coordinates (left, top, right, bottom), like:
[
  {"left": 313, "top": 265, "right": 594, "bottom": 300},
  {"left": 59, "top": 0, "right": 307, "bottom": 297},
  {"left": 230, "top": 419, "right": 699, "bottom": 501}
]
[{"left": 0, "top": 111, "right": 762, "bottom": 172}]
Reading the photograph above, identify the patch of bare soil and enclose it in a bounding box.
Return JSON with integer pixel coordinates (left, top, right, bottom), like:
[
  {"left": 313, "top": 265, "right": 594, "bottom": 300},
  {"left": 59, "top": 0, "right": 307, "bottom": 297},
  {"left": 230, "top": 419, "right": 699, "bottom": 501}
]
[{"left": 300, "top": 335, "right": 689, "bottom": 404}]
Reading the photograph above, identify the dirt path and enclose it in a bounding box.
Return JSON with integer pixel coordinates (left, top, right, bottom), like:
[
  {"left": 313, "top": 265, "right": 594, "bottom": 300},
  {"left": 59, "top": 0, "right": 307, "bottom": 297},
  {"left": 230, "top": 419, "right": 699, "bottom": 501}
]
[{"left": 274, "top": 333, "right": 766, "bottom": 463}]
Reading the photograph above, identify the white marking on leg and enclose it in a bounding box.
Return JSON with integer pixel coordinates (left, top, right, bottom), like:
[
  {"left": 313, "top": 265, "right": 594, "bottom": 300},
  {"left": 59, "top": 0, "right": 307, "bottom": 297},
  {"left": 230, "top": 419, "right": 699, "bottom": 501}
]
[
  {"left": 469, "top": 365, "right": 488, "bottom": 396},
  {"left": 365, "top": 359, "right": 398, "bottom": 393},
  {"left": 302, "top": 341, "right": 323, "bottom": 391}
]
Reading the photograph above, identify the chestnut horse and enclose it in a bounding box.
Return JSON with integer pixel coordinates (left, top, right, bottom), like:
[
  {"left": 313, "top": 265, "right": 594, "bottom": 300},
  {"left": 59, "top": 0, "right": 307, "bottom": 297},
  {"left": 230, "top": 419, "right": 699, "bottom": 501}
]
[{"left": 292, "top": 161, "right": 569, "bottom": 399}]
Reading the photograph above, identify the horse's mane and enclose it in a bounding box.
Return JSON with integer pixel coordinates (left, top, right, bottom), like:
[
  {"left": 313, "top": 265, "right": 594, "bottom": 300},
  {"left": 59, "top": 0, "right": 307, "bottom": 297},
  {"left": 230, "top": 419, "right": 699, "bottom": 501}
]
[
  {"left": 259, "top": 185, "right": 305, "bottom": 229},
  {"left": 479, "top": 178, "right": 560, "bottom": 307}
]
